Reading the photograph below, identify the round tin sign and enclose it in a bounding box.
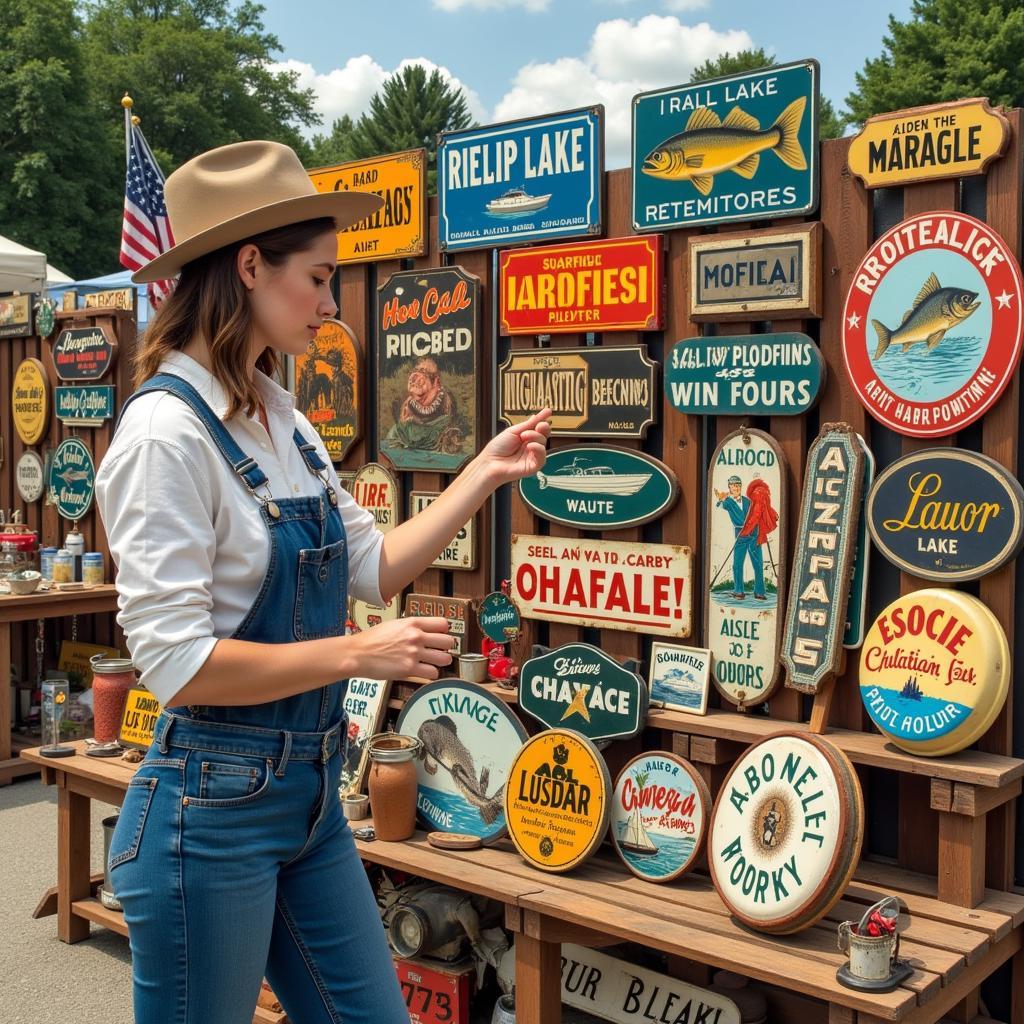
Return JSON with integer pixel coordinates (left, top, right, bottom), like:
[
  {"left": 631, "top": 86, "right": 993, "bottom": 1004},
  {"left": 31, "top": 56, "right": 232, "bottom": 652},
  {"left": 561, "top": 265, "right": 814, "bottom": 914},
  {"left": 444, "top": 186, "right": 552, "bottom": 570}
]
[
  {"left": 351, "top": 462, "right": 399, "bottom": 533},
  {"left": 12, "top": 358, "right": 49, "bottom": 445},
  {"left": 16, "top": 450, "right": 45, "bottom": 503},
  {"left": 505, "top": 728, "right": 611, "bottom": 874},
  {"left": 859, "top": 589, "right": 1009, "bottom": 756},
  {"left": 477, "top": 591, "right": 521, "bottom": 644},
  {"left": 610, "top": 752, "right": 710, "bottom": 883},
  {"left": 48, "top": 437, "right": 95, "bottom": 521},
  {"left": 843, "top": 211, "right": 1024, "bottom": 438},
  {"left": 395, "top": 680, "right": 529, "bottom": 843},
  {"left": 866, "top": 449, "right": 1024, "bottom": 582},
  {"left": 709, "top": 732, "right": 863, "bottom": 934}
]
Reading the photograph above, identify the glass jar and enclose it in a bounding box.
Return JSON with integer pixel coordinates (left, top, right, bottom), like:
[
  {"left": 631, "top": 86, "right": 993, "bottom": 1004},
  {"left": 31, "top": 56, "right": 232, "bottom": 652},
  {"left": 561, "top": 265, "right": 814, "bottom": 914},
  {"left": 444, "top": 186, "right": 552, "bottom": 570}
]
[
  {"left": 90, "top": 655, "right": 137, "bottom": 743},
  {"left": 366, "top": 734, "right": 421, "bottom": 841},
  {"left": 52, "top": 549, "right": 73, "bottom": 584},
  {"left": 83, "top": 552, "right": 104, "bottom": 585},
  {"left": 39, "top": 547, "right": 58, "bottom": 580}
]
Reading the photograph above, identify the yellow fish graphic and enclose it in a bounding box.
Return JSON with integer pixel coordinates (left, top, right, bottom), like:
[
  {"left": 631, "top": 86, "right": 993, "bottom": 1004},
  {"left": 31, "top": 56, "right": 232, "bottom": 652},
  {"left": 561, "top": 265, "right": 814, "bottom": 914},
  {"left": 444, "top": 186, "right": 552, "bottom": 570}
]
[
  {"left": 871, "top": 273, "right": 980, "bottom": 359},
  {"left": 641, "top": 97, "right": 807, "bottom": 196}
]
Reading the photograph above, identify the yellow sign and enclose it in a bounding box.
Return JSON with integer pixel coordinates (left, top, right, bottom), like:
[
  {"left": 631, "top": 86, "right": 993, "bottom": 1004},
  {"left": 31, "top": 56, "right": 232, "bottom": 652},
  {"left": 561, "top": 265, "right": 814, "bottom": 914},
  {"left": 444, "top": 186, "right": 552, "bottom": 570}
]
[
  {"left": 309, "top": 149, "right": 427, "bottom": 264},
  {"left": 12, "top": 358, "right": 49, "bottom": 445},
  {"left": 119, "top": 687, "right": 163, "bottom": 749},
  {"left": 58, "top": 641, "right": 121, "bottom": 686},
  {"left": 504, "top": 729, "right": 611, "bottom": 873},
  {"left": 848, "top": 98, "right": 1009, "bottom": 189},
  {"left": 84, "top": 288, "right": 135, "bottom": 311}
]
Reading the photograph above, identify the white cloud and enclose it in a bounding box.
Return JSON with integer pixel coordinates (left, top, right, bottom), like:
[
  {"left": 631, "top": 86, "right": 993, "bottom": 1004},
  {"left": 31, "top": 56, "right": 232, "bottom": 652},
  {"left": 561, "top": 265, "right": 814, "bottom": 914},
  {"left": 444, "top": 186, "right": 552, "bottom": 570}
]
[{"left": 432, "top": 0, "right": 549, "bottom": 8}]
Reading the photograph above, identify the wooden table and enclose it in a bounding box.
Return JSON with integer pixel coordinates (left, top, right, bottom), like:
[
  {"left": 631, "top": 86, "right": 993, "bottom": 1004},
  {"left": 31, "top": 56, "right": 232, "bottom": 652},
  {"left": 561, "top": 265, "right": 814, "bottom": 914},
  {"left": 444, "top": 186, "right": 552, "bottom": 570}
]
[{"left": 0, "top": 585, "right": 119, "bottom": 784}]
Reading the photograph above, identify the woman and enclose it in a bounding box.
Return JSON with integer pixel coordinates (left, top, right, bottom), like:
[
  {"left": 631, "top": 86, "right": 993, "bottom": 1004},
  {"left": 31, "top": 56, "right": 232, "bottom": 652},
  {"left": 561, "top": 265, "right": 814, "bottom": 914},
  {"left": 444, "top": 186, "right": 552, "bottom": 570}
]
[{"left": 96, "top": 140, "right": 550, "bottom": 1024}]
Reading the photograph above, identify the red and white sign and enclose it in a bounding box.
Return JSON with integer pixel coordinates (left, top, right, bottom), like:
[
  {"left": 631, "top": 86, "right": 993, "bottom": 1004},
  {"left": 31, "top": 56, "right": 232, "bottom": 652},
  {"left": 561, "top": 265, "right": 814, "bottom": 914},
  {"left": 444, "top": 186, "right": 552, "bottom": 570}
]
[
  {"left": 393, "top": 956, "right": 473, "bottom": 1024},
  {"left": 511, "top": 534, "right": 692, "bottom": 638},
  {"left": 843, "top": 211, "right": 1024, "bottom": 437}
]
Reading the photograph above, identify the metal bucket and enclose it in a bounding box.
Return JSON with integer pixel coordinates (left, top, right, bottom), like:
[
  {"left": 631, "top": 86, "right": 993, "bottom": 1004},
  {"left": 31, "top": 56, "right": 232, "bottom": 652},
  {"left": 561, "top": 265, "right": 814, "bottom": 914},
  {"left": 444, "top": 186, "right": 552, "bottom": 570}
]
[
  {"left": 837, "top": 897, "right": 900, "bottom": 980},
  {"left": 99, "top": 814, "right": 123, "bottom": 912}
]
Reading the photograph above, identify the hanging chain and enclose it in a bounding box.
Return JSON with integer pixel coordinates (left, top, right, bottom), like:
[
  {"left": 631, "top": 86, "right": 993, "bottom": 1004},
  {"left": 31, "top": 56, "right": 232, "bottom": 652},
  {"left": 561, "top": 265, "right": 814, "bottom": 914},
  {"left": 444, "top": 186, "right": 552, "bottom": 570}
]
[
  {"left": 71, "top": 614, "right": 79, "bottom": 643},
  {"left": 35, "top": 618, "right": 45, "bottom": 686}
]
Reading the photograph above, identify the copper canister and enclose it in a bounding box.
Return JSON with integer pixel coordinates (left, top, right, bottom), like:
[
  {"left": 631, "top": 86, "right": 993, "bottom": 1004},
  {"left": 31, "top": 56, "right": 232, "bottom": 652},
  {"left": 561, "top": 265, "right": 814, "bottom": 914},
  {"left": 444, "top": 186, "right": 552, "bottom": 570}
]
[{"left": 366, "top": 734, "right": 421, "bottom": 841}]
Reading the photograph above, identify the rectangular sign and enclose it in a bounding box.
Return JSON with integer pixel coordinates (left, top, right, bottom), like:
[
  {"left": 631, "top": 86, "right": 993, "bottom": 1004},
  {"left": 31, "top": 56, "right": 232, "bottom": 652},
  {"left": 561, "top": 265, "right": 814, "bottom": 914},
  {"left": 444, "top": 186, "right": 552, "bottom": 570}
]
[
  {"left": 119, "top": 686, "right": 163, "bottom": 750},
  {"left": 0, "top": 293, "right": 33, "bottom": 338},
  {"left": 84, "top": 288, "right": 135, "bottom": 311},
  {"left": 58, "top": 641, "right": 120, "bottom": 687},
  {"left": 340, "top": 678, "right": 391, "bottom": 796},
  {"left": 309, "top": 149, "right": 427, "bottom": 263},
  {"left": 500, "top": 235, "right": 664, "bottom": 335},
  {"left": 632, "top": 59, "right": 819, "bottom": 230},
  {"left": 55, "top": 385, "right": 115, "bottom": 427},
  {"left": 394, "top": 957, "right": 473, "bottom": 1024},
  {"left": 410, "top": 491, "right": 476, "bottom": 570},
  {"left": 511, "top": 534, "right": 692, "bottom": 638},
  {"left": 403, "top": 594, "right": 474, "bottom": 656},
  {"left": 438, "top": 106, "right": 603, "bottom": 251}
]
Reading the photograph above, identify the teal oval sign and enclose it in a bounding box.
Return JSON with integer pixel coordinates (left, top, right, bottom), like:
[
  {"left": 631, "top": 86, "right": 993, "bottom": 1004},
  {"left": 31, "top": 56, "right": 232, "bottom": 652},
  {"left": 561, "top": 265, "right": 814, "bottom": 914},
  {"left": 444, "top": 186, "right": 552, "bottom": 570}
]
[
  {"left": 48, "top": 437, "right": 95, "bottom": 521},
  {"left": 519, "top": 446, "right": 678, "bottom": 530},
  {"left": 665, "top": 332, "right": 824, "bottom": 416},
  {"left": 478, "top": 591, "right": 522, "bottom": 644}
]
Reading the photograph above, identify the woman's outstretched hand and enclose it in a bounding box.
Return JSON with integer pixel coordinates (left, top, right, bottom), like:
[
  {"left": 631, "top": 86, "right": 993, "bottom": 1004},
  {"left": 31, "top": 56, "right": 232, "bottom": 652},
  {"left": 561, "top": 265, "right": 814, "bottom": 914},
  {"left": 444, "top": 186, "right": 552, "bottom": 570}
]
[
  {"left": 476, "top": 408, "right": 552, "bottom": 486},
  {"left": 348, "top": 616, "right": 456, "bottom": 681}
]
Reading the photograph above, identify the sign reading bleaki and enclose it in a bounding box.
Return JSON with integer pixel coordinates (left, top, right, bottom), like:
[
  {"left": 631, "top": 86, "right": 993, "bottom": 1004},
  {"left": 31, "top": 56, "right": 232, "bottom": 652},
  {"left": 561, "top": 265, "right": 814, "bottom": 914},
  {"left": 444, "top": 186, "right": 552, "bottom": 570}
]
[
  {"left": 500, "top": 235, "right": 663, "bottom": 335},
  {"left": 848, "top": 98, "right": 1009, "bottom": 190},
  {"left": 52, "top": 326, "right": 116, "bottom": 382},
  {"left": 295, "top": 318, "right": 362, "bottom": 462},
  {"left": 511, "top": 534, "right": 692, "bottom": 638},
  {"left": 351, "top": 463, "right": 399, "bottom": 532}
]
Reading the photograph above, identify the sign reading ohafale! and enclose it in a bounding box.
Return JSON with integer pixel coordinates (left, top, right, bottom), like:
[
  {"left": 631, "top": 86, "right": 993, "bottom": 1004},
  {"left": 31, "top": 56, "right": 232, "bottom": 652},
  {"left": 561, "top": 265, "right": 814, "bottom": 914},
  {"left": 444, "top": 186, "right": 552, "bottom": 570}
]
[
  {"left": 309, "top": 149, "right": 426, "bottom": 263},
  {"left": 52, "top": 326, "right": 116, "bottom": 381},
  {"left": 55, "top": 385, "right": 115, "bottom": 427},
  {"left": 848, "top": 98, "right": 1009, "bottom": 190},
  {"left": 511, "top": 534, "right": 692, "bottom": 638},
  {"left": 500, "top": 235, "right": 663, "bottom": 334},
  {"left": 499, "top": 346, "right": 657, "bottom": 438},
  {"left": 119, "top": 687, "right": 163, "bottom": 750}
]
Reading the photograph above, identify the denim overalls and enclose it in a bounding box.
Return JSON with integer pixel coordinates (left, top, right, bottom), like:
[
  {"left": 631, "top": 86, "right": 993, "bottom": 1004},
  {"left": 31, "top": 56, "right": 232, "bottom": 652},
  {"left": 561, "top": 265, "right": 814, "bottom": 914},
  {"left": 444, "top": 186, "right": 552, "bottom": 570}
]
[{"left": 107, "top": 374, "right": 408, "bottom": 1024}]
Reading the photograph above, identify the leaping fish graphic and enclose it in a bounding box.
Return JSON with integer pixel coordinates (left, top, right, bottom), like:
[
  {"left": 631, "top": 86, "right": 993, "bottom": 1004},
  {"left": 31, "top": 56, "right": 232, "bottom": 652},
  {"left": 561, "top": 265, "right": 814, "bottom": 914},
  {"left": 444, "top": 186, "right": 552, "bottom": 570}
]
[
  {"left": 417, "top": 715, "right": 504, "bottom": 825},
  {"left": 871, "top": 273, "right": 980, "bottom": 359},
  {"left": 641, "top": 98, "right": 807, "bottom": 196},
  {"left": 54, "top": 469, "right": 91, "bottom": 485}
]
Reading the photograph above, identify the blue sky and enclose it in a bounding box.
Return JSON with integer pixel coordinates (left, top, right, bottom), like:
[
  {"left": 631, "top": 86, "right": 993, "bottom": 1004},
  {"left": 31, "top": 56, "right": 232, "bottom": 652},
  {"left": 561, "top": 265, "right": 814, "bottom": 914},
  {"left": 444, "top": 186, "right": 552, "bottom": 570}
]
[{"left": 263, "top": 0, "right": 912, "bottom": 168}]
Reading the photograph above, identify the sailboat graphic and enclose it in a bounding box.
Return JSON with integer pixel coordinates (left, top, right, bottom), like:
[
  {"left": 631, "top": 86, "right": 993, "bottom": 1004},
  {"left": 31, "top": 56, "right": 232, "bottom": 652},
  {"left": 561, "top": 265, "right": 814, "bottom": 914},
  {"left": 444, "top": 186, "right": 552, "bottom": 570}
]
[{"left": 620, "top": 771, "right": 659, "bottom": 855}]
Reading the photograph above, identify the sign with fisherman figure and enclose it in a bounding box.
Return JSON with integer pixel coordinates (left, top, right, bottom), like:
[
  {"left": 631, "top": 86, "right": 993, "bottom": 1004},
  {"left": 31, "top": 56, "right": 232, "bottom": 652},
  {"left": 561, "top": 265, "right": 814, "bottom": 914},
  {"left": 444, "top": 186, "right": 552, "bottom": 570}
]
[
  {"left": 706, "top": 429, "right": 788, "bottom": 708},
  {"left": 395, "top": 681, "right": 529, "bottom": 843},
  {"left": 843, "top": 211, "right": 1024, "bottom": 438},
  {"left": 632, "top": 59, "right": 820, "bottom": 231}
]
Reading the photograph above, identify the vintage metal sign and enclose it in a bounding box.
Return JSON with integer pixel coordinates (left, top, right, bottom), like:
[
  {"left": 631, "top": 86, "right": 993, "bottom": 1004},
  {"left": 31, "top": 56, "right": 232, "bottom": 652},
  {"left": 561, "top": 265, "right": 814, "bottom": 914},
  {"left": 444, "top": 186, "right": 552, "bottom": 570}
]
[
  {"left": 511, "top": 534, "right": 693, "bottom": 639},
  {"left": 394, "top": 956, "right": 474, "bottom": 1024},
  {"left": 351, "top": 462, "right": 399, "bottom": 533},
  {"left": 610, "top": 752, "right": 710, "bottom": 883},
  {"left": 519, "top": 446, "right": 678, "bottom": 531},
  {"left": 410, "top": 491, "right": 475, "bottom": 570},
  {"left": 859, "top": 589, "right": 1010, "bottom": 757},
  {"left": 706, "top": 429, "right": 788, "bottom": 708},
  {"left": 519, "top": 642, "right": 648, "bottom": 742},
  {"left": 12, "top": 358, "right": 49, "bottom": 445},
  {"left": 632, "top": 59, "right": 819, "bottom": 231},
  {"left": 340, "top": 678, "right": 391, "bottom": 797},
  {"left": 55, "top": 385, "right": 115, "bottom": 428},
  {"left": 16, "top": 451, "right": 45, "bottom": 503},
  {"left": 309, "top": 148, "right": 427, "bottom": 263},
  {"left": 438, "top": 106, "right": 603, "bottom": 252},
  {"left": 119, "top": 687, "right": 163, "bottom": 750},
  {"left": 843, "top": 211, "right": 1024, "bottom": 438},
  {"left": 848, "top": 98, "right": 1010, "bottom": 190},
  {"left": 689, "top": 223, "right": 822, "bottom": 321},
  {"left": 477, "top": 591, "right": 521, "bottom": 644},
  {"left": 647, "top": 643, "right": 711, "bottom": 715},
  {"left": 396, "top": 680, "right": 529, "bottom": 843},
  {"left": 295, "top": 318, "right": 362, "bottom": 462},
  {"left": 84, "top": 287, "right": 135, "bottom": 311},
  {"left": 500, "top": 235, "right": 663, "bottom": 335},
  {"left": 782, "top": 425, "right": 864, "bottom": 694},
  {"left": 48, "top": 438, "right": 96, "bottom": 521},
  {"left": 403, "top": 594, "right": 474, "bottom": 657},
  {"left": 709, "top": 732, "right": 862, "bottom": 935},
  {"left": 666, "top": 333, "right": 823, "bottom": 417},
  {"left": 52, "top": 325, "right": 116, "bottom": 381},
  {"left": 504, "top": 728, "right": 611, "bottom": 873},
  {"left": 377, "top": 266, "right": 479, "bottom": 472},
  {"left": 349, "top": 595, "right": 400, "bottom": 631},
  {"left": 867, "top": 449, "right": 1024, "bottom": 582},
  {"left": 843, "top": 435, "right": 875, "bottom": 650},
  {"left": 0, "top": 293, "right": 33, "bottom": 338},
  {"left": 499, "top": 345, "right": 657, "bottom": 438}
]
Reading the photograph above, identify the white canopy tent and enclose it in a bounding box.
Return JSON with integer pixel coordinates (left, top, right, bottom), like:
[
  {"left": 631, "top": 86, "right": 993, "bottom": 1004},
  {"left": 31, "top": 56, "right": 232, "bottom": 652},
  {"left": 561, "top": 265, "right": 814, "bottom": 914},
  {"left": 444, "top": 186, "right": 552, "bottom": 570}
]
[{"left": 0, "top": 233, "right": 73, "bottom": 294}]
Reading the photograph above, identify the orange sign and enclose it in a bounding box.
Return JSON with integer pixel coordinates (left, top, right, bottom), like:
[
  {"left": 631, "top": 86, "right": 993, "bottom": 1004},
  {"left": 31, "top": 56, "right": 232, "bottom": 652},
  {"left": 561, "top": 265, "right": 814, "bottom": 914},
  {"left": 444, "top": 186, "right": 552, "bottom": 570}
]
[{"left": 309, "top": 149, "right": 427, "bottom": 264}]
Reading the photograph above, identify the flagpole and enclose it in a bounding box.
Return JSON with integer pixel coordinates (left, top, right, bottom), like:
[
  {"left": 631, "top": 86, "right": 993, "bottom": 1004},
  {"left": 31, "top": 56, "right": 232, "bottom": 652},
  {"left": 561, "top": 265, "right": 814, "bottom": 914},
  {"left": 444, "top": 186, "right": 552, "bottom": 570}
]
[{"left": 122, "top": 93, "right": 133, "bottom": 162}]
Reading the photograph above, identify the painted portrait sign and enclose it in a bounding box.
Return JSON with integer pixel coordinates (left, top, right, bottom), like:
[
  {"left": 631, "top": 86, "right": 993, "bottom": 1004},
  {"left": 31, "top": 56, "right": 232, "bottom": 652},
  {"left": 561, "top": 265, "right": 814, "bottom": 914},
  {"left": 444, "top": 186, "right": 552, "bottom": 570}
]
[
  {"left": 340, "top": 678, "right": 391, "bottom": 796},
  {"left": 410, "top": 491, "right": 475, "bottom": 570},
  {"left": 12, "top": 358, "right": 49, "bottom": 445},
  {"left": 48, "top": 437, "right": 96, "bottom": 521},
  {"left": 647, "top": 643, "right": 711, "bottom": 715},
  {"left": 52, "top": 325, "right": 116, "bottom": 381},
  {"left": 842, "top": 211, "right": 1024, "bottom": 438},
  {"left": 706, "top": 429, "right": 787, "bottom": 708},
  {"left": 377, "top": 266, "right": 479, "bottom": 472}
]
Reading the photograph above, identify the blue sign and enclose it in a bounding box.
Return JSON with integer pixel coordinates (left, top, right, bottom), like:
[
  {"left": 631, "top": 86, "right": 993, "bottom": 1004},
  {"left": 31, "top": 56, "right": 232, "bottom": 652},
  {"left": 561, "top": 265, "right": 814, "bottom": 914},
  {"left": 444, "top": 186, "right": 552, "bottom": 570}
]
[
  {"left": 438, "top": 107, "right": 603, "bottom": 251},
  {"left": 55, "top": 385, "right": 115, "bottom": 427},
  {"left": 48, "top": 437, "right": 95, "bottom": 522},
  {"left": 632, "top": 59, "right": 819, "bottom": 230}
]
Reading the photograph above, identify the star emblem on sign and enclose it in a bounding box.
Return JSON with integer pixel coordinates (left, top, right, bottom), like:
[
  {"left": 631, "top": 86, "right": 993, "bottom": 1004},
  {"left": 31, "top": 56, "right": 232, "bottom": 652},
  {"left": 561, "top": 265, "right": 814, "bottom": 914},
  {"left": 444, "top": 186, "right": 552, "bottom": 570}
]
[
  {"left": 846, "top": 312, "right": 861, "bottom": 329},
  {"left": 560, "top": 684, "right": 592, "bottom": 723},
  {"left": 996, "top": 290, "right": 1014, "bottom": 309}
]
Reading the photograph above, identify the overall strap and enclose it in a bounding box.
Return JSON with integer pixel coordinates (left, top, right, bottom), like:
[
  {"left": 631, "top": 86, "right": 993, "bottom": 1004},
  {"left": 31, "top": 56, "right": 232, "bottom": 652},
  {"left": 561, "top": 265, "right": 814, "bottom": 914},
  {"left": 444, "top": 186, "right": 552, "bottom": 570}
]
[{"left": 293, "top": 429, "right": 338, "bottom": 506}]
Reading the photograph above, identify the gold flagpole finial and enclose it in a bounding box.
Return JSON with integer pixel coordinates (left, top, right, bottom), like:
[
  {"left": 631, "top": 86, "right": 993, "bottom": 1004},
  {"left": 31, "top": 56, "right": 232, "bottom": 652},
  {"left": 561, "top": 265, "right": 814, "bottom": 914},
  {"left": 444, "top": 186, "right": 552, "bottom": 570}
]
[
  {"left": 132, "top": 115, "right": 141, "bottom": 126},
  {"left": 121, "top": 93, "right": 134, "bottom": 110}
]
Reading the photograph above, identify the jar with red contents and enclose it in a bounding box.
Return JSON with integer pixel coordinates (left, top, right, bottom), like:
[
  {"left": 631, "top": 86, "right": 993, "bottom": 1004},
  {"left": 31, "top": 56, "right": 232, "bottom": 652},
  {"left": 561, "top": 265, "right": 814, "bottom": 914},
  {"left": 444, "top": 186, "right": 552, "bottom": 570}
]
[{"left": 90, "top": 655, "right": 138, "bottom": 743}]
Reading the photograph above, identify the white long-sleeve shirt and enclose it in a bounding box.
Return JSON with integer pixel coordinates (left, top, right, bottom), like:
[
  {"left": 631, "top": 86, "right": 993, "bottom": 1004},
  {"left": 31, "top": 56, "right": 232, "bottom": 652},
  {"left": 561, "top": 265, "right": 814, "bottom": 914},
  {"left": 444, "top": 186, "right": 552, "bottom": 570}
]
[{"left": 95, "top": 350, "right": 384, "bottom": 705}]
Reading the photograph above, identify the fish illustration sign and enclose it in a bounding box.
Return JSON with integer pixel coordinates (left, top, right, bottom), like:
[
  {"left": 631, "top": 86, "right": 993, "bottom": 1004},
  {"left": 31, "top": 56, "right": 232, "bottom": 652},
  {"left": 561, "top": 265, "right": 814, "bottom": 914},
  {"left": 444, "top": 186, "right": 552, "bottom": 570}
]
[
  {"left": 48, "top": 437, "right": 96, "bottom": 521},
  {"left": 632, "top": 60, "right": 819, "bottom": 230},
  {"left": 843, "top": 211, "right": 1024, "bottom": 437}
]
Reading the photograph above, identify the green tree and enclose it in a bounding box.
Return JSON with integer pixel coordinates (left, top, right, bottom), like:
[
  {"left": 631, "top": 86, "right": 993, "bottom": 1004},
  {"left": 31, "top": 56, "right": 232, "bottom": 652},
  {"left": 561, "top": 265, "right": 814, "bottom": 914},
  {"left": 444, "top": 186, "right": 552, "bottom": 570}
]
[
  {"left": 307, "top": 114, "right": 358, "bottom": 169},
  {"left": 846, "top": 0, "right": 1024, "bottom": 126}
]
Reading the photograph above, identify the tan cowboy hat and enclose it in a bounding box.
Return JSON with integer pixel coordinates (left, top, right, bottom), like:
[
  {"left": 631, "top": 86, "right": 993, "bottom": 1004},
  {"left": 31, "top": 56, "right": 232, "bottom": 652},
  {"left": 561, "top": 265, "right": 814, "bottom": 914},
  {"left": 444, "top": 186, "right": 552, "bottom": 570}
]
[{"left": 132, "top": 140, "right": 384, "bottom": 283}]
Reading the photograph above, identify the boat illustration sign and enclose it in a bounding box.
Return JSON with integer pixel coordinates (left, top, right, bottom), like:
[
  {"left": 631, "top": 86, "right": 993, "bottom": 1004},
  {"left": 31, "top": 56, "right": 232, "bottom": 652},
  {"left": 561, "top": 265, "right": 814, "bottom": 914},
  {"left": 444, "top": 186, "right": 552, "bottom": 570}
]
[
  {"left": 438, "top": 106, "right": 603, "bottom": 251},
  {"left": 518, "top": 446, "right": 678, "bottom": 530},
  {"left": 499, "top": 345, "right": 657, "bottom": 438},
  {"left": 859, "top": 589, "right": 1010, "bottom": 757},
  {"left": 706, "top": 429, "right": 788, "bottom": 708},
  {"left": 867, "top": 449, "right": 1024, "bottom": 582},
  {"left": 666, "top": 333, "right": 823, "bottom": 416},
  {"left": 511, "top": 534, "right": 693, "bottom": 639},
  {"left": 648, "top": 643, "right": 711, "bottom": 715},
  {"left": 632, "top": 59, "right": 819, "bottom": 231},
  {"left": 48, "top": 437, "right": 96, "bottom": 521},
  {"left": 52, "top": 325, "right": 116, "bottom": 381},
  {"left": 519, "top": 642, "right": 648, "bottom": 742},
  {"left": 396, "top": 680, "right": 529, "bottom": 843},
  {"left": 55, "top": 385, "right": 115, "bottom": 428},
  {"left": 610, "top": 752, "right": 710, "bottom": 883},
  {"left": 295, "top": 318, "right": 362, "bottom": 462},
  {"left": 843, "top": 211, "right": 1024, "bottom": 437}
]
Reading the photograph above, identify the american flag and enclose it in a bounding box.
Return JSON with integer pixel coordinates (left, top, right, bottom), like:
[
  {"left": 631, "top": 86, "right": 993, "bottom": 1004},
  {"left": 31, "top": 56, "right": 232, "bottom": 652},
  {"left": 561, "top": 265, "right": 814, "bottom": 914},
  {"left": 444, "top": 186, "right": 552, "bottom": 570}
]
[{"left": 120, "top": 117, "right": 176, "bottom": 306}]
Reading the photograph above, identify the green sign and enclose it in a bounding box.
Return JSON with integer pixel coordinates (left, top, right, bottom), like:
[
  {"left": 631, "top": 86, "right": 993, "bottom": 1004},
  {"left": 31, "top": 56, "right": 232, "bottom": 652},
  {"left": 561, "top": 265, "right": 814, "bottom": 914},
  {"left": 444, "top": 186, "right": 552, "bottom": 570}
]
[
  {"left": 48, "top": 437, "right": 95, "bottom": 521},
  {"left": 519, "top": 642, "right": 648, "bottom": 742},
  {"left": 478, "top": 591, "right": 522, "bottom": 644},
  {"left": 55, "top": 385, "right": 115, "bottom": 427},
  {"left": 519, "top": 446, "right": 678, "bottom": 530}
]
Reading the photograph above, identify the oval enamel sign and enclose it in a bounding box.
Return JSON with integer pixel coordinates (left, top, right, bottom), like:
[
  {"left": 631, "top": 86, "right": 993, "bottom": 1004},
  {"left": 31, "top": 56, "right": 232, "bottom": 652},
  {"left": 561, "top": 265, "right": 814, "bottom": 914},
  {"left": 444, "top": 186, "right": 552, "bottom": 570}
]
[
  {"left": 842, "top": 211, "right": 1024, "bottom": 437},
  {"left": 859, "top": 589, "right": 1009, "bottom": 756},
  {"left": 12, "top": 358, "right": 49, "bottom": 446},
  {"left": 16, "top": 450, "right": 45, "bottom": 503},
  {"left": 867, "top": 449, "right": 1024, "bottom": 582},
  {"left": 48, "top": 438, "right": 95, "bottom": 521},
  {"left": 520, "top": 446, "right": 678, "bottom": 530},
  {"left": 351, "top": 462, "right": 399, "bottom": 533}
]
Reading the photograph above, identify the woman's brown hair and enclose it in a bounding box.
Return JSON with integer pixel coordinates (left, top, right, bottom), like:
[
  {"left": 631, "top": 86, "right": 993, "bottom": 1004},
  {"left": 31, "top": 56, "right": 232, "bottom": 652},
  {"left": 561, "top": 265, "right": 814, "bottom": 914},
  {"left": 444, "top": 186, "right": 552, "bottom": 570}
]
[{"left": 133, "top": 217, "right": 337, "bottom": 419}]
